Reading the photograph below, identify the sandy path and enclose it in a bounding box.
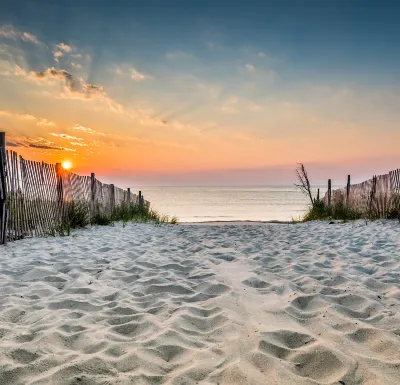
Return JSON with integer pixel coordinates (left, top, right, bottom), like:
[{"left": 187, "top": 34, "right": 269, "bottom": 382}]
[{"left": 0, "top": 221, "right": 399, "bottom": 384}]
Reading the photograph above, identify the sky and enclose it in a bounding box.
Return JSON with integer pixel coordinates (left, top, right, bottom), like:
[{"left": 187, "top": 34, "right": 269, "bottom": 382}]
[{"left": 0, "top": 0, "right": 399, "bottom": 186}]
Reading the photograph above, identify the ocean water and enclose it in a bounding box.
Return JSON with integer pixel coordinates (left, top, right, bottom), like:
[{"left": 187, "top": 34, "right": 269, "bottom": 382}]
[{"left": 139, "top": 186, "right": 324, "bottom": 222}]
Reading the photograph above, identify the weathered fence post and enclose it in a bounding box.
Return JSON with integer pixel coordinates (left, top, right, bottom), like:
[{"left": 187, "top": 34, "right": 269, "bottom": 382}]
[
  {"left": 0, "top": 132, "right": 7, "bottom": 244},
  {"left": 90, "top": 172, "right": 96, "bottom": 219},
  {"left": 368, "top": 175, "right": 377, "bottom": 218},
  {"left": 346, "top": 175, "right": 351, "bottom": 205},
  {"left": 110, "top": 184, "right": 115, "bottom": 216},
  {"left": 90, "top": 173, "right": 96, "bottom": 202},
  {"left": 55, "top": 163, "right": 64, "bottom": 224},
  {"left": 328, "top": 179, "right": 332, "bottom": 208},
  {"left": 316, "top": 188, "right": 320, "bottom": 202},
  {"left": 127, "top": 188, "right": 131, "bottom": 205},
  {"left": 139, "top": 190, "right": 142, "bottom": 206}
]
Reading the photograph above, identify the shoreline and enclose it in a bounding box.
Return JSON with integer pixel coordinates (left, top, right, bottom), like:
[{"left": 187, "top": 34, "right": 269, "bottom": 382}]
[{"left": 181, "top": 219, "right": 293, "bottom": 225}]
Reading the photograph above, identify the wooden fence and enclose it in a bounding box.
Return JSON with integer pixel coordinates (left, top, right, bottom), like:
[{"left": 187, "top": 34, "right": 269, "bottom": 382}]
[
  {"left": 323, "top": 169, "right": 400, "bottom": 218},
  {"left": 0, "top": 132, "right": 148, "bottom": 244}
]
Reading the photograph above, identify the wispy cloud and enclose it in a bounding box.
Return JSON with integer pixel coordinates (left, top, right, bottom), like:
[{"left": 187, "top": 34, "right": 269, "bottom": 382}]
[
  {"left": 37, "top": 118, "right": 55, "bottom": 127},
  {"left": 131, "top": 68, "right": 150, "bottom": 81},
  {"left": 0, "top": 109, "right": 55, "bottom": 127},
  {"left": 50, "top": 133, "right": 83, "bottom": 141},
  {"left": 21, "top": 32, "right": 39, "bottom": 45},
  {"left": 53, "top": 51, "right": 63, "bottom": 61},
  {"left": 31, "top": 67, "right": 106, "bottom": 99},
  {"left": 53, "top": 42, "right": 74, "bottom": 61},
  {"left": 73, "top": 124, "right": 105, "bottom": 135},
  {"left": 6, "top": 134, "right": 76, "bottom": 152},
  {"left": 70, "top": 141, "right": 87, "bottom": 147},
  {"left": 0, "top": 25, "right": 40, "bottom": 45},
  {"left": 115, "top": 65, "right": 151, "bottom": 82},
  {"left": 70, "top": 62, "right": 82, "bottom": 69},
  {"left": 245, "top": 64, "right": 255, "bottom": 72},
  {"left": 56, "top": 43, "right": 72, "bottom": 53},
  {"left": 221, "top": 96, "right": 239, "bottom": 114},
  {"left": 0, "top": 109, "right": 36, "bottom": 120}
]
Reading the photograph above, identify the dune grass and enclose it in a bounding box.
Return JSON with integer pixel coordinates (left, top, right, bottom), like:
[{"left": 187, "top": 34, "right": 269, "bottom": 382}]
[
  {"left": 300, "top": 199, "right": 400, "bottom": 223},
  {"left": 302, "top": 200, "right": 362, "bottom": 222},
  {"left": 57, "top": 201, "right": 178, "bottom": 235}
]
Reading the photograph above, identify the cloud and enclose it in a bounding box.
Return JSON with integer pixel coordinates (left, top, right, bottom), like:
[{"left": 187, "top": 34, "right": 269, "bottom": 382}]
[
  {"left": 73, "top": 124, "right": 105, "bottom": 135},
  {"left": 130, "top": 68, "right": 150, "bottom": 81},
  {"left": 56, "top": 43, "right": 72, "bottom": 53},
  {"left": 22, "top": 32, "right": 39, "bottom": 44},
  {"left": 70, "top": 62, "right": 82, "bottom": 69},
  {"left": 233, "top": 132, "right": 257, "bottom": 142},
  {"left": 50, "top": 133, "right": 83, "bottom": 141},
  {"left": 70, "top": 141, "right": 87, "bottom": 147},
  {"left": 52, "top": 43, "right": 73, "bottom": 61},
  {"left": 0, "top": 25, "right": 40, "bottom": 45},
  {"left": 245, "top": 64, "right": 255, "bottom": 72},
  {"left": 0, "top": 109, "right": 35, "bottom": 120},
  {"left": 37, "top": 118, "right": 55, "bottom": 127},
  {"left": 115, "top": 66, "right": 151, "bottom": 81},
  {"left": 0, "top": 25, "right": 18, "bottom": 39},
  {"left": 221, "top": 96, "right": 239, "bottom": 114},
  {"left": 5, "top": 134, "right": 76, "bottom": 152},
  {"left": 53, "top": 51, "right": 63, "bottom": 61},
  {"left": 31, "top": 67, "right": 106, "bottom": 99},
  {"left": 0, "top": 109, "right": 56, "bottom": 127},
  {"left": 5, "top": 60, "right": 197, "bottom": 134}
]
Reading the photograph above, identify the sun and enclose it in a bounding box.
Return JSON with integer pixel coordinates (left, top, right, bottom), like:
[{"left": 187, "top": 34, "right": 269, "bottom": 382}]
[{"left": 62, "top": 160, "right": 72, "bottom": 170}]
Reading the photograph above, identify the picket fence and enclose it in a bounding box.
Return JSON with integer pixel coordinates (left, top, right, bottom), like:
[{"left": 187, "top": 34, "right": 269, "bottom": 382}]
[
  {"left": 323, "top": 169, "right": 400, "bottom": 218},
  {"left": 0, "top": 133, "right": 148, "bottom": 244}
]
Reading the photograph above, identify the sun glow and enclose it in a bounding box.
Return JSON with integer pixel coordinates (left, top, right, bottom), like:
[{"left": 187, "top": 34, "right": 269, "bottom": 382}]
[{"left": 62, "top": 160, "right": 72, "bottom": 170}]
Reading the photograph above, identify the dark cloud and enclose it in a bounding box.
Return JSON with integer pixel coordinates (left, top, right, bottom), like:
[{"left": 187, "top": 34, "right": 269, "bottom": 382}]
[
  {"left": 5, "top": 141, "right": 20, "bottom": 147},
  {"left": 32, "top": 67, "right": 106, "bottom": 98},
  {"left": 6, "top": 136, "right": 76, "bottom": 152}
]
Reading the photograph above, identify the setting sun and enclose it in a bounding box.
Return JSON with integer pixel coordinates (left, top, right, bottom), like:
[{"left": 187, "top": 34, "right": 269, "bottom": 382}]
[{"left": 62, "top": 160, "right": 72, "bottom": 170}]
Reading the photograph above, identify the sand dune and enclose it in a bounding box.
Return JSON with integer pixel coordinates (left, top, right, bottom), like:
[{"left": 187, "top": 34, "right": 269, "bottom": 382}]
[{"left": 0, "top": 220, "right": 399, "bottom": 384}]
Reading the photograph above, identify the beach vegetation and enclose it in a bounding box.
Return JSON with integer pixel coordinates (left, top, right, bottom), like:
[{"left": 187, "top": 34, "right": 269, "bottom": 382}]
[
  {"left": 295, "top": 163, "right": 314, "bottom": 205},
  {"left": 302, "top": 200, "right": 362, "bottom": 222},
  {"left": 294, "top": 163, "right": 399, "bottom": 223},
  {"left": 56, "top": 200, "right": 179, "bottom": 235}
]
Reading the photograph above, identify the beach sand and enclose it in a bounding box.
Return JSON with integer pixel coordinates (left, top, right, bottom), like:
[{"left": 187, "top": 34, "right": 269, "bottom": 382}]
[{"left": 0, "top": 220, "right": 399, "bottom": 384}]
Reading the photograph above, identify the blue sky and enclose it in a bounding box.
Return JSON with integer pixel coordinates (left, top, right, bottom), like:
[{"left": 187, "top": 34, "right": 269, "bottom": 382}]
[
  {"left": 0, "top": 0, "right": 399, "bottom": 185},
  {"left": 3, "top": 0, "right": 399, "bottom": 78}
]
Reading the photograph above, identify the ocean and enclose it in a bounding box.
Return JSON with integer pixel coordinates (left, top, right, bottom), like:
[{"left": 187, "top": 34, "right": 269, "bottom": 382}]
[{"left": 139, "top": 186, "right": 325, "bottom": 222}]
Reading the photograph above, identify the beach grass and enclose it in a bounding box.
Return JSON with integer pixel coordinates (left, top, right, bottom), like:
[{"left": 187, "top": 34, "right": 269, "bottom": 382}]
[
  {"left": 57, "top": 201, "right": 178, "bottom": 235},
  {"left": 302, "top": 200, "right": 362, "bottom": 222},
  {"left": 301, "top": 199, "right": 400, "bottom": 223}
]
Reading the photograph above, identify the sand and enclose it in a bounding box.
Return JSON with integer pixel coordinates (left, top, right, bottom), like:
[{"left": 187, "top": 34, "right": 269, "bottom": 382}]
[{"left": 0, "top": 220, "right": 399, "bottom": 384}]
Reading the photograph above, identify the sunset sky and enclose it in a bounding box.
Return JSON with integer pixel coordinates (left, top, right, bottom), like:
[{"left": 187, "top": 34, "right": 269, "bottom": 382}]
[{"left": 0, "top": 0, "right": 399, "bottom": 186}]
